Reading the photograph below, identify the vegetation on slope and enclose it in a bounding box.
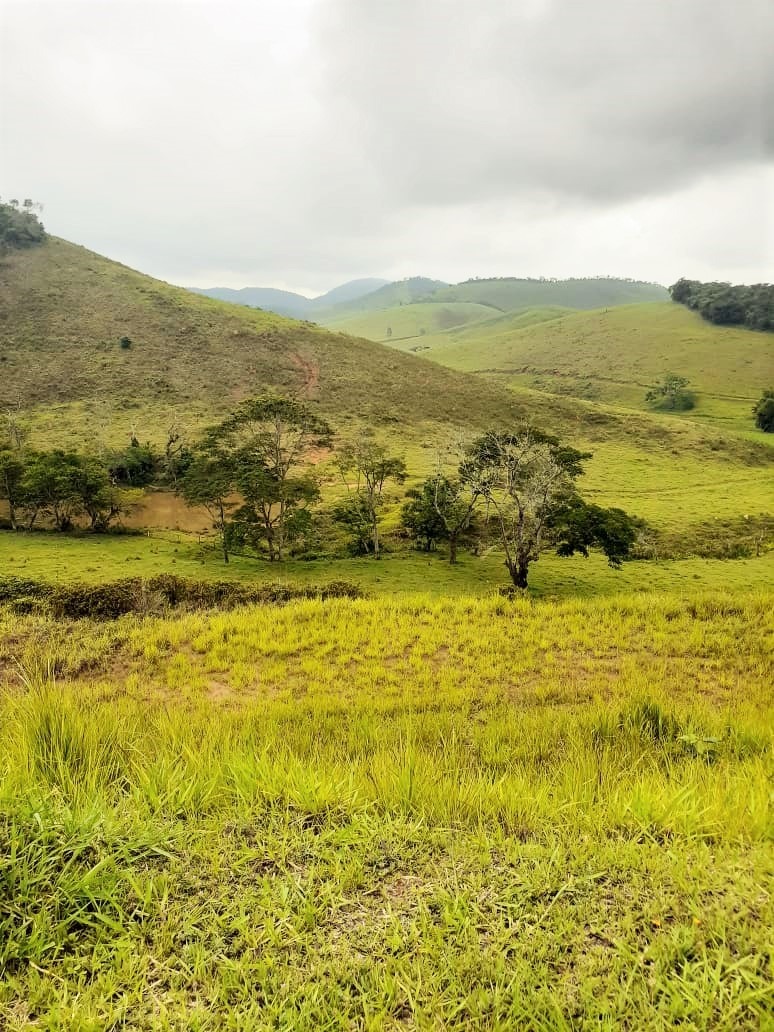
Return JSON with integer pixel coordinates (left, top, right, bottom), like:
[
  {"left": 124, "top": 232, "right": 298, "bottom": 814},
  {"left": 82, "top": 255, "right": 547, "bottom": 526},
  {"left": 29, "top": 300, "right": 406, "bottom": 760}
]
[
  {"left": 0, "top": 238, "right": 531, "bottom": 442},
  {"left": 430, "top": 276, "right": 668, "bottom": 312},
  {"left": 671, "top": 277, "right": 774, "bottom": 332},
  {"left": 1, "top": 593, "right": 771, "bottom": 1028},
  {"left": 403, "top": 302, "right": 773, "bottom": 432}
]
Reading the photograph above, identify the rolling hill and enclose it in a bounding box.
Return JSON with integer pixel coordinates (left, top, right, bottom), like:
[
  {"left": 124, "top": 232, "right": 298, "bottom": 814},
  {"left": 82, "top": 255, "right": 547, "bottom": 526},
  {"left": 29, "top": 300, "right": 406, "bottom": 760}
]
[
  {"left": 0, "top": 239, "right": 524, "bottom": 443},
  {"left": 429, "top": 277, "right": 669, "bottom": 312},
  {"left": 0, "top": 235, "right": 770, "bottom": 538},
  {"left": 394, "top": 302, "right": 773, "bottom": 432}
]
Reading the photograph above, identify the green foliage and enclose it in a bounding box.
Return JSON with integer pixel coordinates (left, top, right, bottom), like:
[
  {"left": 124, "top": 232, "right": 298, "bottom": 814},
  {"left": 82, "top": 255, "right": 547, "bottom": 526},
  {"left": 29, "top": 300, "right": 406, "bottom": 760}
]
[
  {"left": 401, "top": 481, "right": 449, "bottom": 552},
  {"left": 336, "top": 438, "right": 407, "bottom": 558},
  {"left": 670, "top": 277, "right": 774, "bottom": 331},
  {"left": 463, "top": 427, "right": 636, "bottom": 587},
  {"left": 0, "top": 573, "right": 363, "bottom": 618},
  {"left": 107, "top": 440, "right": 158, "bottom": 486},
  {"left": 119, "top": 335, "right": 132, "bottom": 350},
  {"left": 752, "top": 389, "right": 774, "bottom": 432},
  {"left": 645, "top": 374, "right": 695, "bottom": 411},
  {"left": 0, "top": 448, "right": 25, "bottom": 529},
  {"left": 0, "top": 198, "right": 46, "bottom": 253}
]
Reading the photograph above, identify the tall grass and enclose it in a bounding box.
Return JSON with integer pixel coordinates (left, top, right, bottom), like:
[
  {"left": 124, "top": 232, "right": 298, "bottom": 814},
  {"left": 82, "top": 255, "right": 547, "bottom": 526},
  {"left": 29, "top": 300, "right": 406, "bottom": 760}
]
[{"left": 1, "top": 592, "right": 772, "bottom": 1028}]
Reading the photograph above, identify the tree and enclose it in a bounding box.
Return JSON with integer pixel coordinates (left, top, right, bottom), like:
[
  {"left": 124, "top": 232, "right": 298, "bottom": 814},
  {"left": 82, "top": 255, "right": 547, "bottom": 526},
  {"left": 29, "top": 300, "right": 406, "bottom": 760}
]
[
  {"left": 180, "top": 451, "right": 237, "bottom": 563},
  {"left": 72, "top": 455, "right": 138, "bottom": 531},
  {"left": 0, "top": 198, "right": 46, "bottom": 254},
  {"left": 0, "top": 448, "right": 25, "bottom": 530},
  {"left": 645, "top": 374, "right": 695, "bottom": 412},
  {"left": 401, "top": 481, "right": 447, "bottom": 552},
  {"left": 208, "top": 395, "right": 331, "bottom": 562},
  {"left": 336, "top": 439, "right": 406, "bottom": 558},
  {"left": 753, "top": 389, "right": 774, "bottom": 432},
  {"left": 401, "top": 472, "right": 480, "bottom": 562},
  {"left": 461, "top": 427, "right": 637, "bottom": 589},
  {"left": 21, "top": 451, "right": 83, "bottom": 530},
  {"left": 234, "top": 463, "right": 320, "bottom": 561}
]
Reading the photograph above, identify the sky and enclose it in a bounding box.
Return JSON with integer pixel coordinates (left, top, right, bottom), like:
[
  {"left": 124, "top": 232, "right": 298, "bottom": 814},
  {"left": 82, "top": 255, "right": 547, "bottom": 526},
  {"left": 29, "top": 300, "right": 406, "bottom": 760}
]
[{"left": 1, "top": 0, "right": 773, "bottom": 295}]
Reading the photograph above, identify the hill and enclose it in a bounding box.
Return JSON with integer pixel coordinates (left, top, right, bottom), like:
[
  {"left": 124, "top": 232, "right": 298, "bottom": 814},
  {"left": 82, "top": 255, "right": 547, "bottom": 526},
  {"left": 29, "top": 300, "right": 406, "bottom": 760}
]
[
  {"left": 0, "top": 237, "right": 540, "bottom": 444},
  {"left": 316, "top": 276, "right": 449, "bottom": 319},
  {"left": 187, "top": 284, "right": 311, "bottom": 318},
  {"left": 400, "top": 302, "right": 773, "bottom": 432},
  {"left": 188, "top": 277, "right": 390, "bottom": 319},
  {"left": 1, "top": 236, "right": 770, "bottom": 540},
  {"left": 430, "top": 277, "right": 669, "bottom": 312}
]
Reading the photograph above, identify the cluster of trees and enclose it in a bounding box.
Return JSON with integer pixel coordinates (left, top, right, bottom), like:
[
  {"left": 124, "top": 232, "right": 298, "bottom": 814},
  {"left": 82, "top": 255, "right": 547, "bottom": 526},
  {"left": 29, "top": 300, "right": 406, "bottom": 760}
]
[
  {"left": 0, "top": 198, "right": 46, "bottom": 254},
  {"left": 0, "top": 447, "right": 141, "bottom": 532},
  {"left": 399, "top": 430, "right": 638, "bottom": 588},
  {"left": 670, "top": 278, "right": 774, "bottom": 332},
  {"left": 179, "top": 397, "right": 639, "bottom": 589},
  {"left": 0, "top": 418, "right": 191, "bottom": 532},
  {"left": 1, "top": 394, "right": 641, "bottom": 590}
]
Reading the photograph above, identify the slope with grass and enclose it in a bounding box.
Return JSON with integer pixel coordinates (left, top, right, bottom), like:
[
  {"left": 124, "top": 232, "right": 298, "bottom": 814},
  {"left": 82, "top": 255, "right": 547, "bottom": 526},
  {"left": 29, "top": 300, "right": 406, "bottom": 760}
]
[
  {"left": 0, "top": 239, "right": 529, "bottom": 446},
  {"left": 430, "top": 276, "right": 669, "bottom": 311},
  {"left": 409, "top": 302, "right": 773, "bottom": 432},
  {"left": 1, "top": 592, "right": 771, "bottom": 1028},
  {"left": 323, "top": 300, "right": 500, "bottom": 342}
]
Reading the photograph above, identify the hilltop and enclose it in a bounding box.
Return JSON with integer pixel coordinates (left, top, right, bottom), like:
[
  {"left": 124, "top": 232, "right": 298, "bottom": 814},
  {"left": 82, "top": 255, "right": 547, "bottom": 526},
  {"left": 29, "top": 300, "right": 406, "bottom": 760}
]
[{"left": 316, "top": 277, "right": 669, "bottom": 342}]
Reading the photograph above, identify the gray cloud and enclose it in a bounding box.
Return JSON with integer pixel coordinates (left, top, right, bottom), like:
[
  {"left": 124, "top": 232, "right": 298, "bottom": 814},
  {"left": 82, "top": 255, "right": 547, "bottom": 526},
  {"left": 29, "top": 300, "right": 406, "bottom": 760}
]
[{"left": 1, "top": 0, "right": 772, "bottom": 290}]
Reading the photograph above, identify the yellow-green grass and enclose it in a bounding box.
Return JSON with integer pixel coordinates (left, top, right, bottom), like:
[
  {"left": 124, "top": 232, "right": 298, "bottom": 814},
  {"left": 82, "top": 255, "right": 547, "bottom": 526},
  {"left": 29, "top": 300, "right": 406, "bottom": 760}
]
[
  {"left": 2, "top": 531, "right": 773, "bottom": 599},
  {"left": 0, "top": 593, "right": 771, "bottom": 1027},
  {"left": 323, "top": 301, "right": 498, "bottom": 341},
  {"left": 405, "top": 303, "right": 773, "bottom": 433}
]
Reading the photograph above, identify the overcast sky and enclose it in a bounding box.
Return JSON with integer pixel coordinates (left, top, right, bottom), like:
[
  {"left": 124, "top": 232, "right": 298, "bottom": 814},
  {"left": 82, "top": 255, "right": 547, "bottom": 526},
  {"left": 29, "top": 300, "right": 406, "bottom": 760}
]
[{"left": 2, "top": 0, "right": 773, "bottom": 295}]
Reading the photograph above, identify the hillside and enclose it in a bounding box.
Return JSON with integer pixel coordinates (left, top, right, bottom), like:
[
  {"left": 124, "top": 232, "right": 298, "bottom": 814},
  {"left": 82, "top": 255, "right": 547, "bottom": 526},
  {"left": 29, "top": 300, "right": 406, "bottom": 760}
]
[
  {"left": 430, "top": 277, "right": 669, "bottom": 312},
  {"left": 316, "top": 276, "right": 449, "bottom": 319},
  {"left": 0, "top": 239, "right": 530, "bottom": 444},
  {"left": 393, "top": 302, "right": 774, "bottom": 432}
]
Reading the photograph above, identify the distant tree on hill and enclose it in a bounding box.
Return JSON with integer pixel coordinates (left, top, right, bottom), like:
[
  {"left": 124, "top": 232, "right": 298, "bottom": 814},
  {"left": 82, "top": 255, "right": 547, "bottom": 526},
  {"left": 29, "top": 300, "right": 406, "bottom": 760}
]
[
  {"left": 336, "top": 438, "right": 406, "bottom": 558},
  {"left": 461, "top": 427, "right": 638, "bottom": 589},
  {"left": 645, "top": 374, "right": 695, "bottom": 412},
  {"left": 753, "top": 389, "right": 774, "bottom": 433},
  {"left": 0, "top": 198, "right": 46, "bottom": 254},
  {"left": 401, "top": 465, "right": 480, "bottom": 564},
  {"left": 669, "top": 278, "right": 774, "bottom": 332}
]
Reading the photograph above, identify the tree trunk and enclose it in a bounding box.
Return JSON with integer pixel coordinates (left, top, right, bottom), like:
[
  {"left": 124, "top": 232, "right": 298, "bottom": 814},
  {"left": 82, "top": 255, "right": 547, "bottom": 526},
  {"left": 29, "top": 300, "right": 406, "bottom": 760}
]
[
  {"left": 448, "top": 533, "right": 458, "bottom": 565},
  {"left": 372, "top": 516, "right": 380, "bottom": 559},
  {"left": 508, "top": 556, "right": 530, "bottom": 589},
  {"left": 7, "top": 500, "right": 17, "bottom": 531},
  {"left": 217, "top": 504, "right": 229, "bottom": 563}
]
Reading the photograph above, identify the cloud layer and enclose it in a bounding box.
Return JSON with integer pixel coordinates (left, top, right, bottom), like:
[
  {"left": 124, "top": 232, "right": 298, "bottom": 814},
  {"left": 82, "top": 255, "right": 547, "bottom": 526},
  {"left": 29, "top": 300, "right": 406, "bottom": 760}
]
[{"left": 1, "top": 0, "right": 772, "bottom": 290}]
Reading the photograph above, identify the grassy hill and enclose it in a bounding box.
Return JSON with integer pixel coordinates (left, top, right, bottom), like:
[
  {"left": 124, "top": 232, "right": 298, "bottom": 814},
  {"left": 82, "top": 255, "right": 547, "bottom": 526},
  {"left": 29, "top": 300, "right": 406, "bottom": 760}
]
[
  {"left": 394, "top": 302, "right": 773, "bottom": 433},
  {"left": 316, "top": 276, "right": 449, "bottom": 319},
  {"left": 0, "top": 237, "right": 770, "bottom": 541},
  {"left": 430, "top": 277, "right": 669, "bottom": 312},
  {"left": 0, "top": 239, "right": 533, "bottom": 445}
]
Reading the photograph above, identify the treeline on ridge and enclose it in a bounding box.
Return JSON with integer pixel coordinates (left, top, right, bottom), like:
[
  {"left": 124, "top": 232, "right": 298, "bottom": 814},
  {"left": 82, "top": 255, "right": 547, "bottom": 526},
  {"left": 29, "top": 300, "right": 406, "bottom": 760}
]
[{"left": 670, "top": 278, "right": 774, "bottom": 332}]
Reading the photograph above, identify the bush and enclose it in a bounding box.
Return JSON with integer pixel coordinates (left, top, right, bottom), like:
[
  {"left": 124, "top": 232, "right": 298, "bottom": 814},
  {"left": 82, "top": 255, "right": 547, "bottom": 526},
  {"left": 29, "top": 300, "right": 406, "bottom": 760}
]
[{"left": 0, "top": 575, "right": 364, "bottom": 619}]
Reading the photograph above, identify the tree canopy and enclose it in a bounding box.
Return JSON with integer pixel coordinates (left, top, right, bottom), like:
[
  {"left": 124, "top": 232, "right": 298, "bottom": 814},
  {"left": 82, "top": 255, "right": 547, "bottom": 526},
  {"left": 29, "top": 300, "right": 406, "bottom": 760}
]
[{"left": 670, "top": 278, "right": 774, "bottom": 332}]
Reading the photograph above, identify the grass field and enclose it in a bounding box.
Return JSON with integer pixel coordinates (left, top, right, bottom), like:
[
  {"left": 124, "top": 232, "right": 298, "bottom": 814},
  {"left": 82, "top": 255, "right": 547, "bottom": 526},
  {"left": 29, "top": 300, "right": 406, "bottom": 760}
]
[
  {"left": 1, "top": 592, "right": 771, "bottom": 1028},
  {"left": 398, "top": 303, "right": 773, "bottom": 435},
  {"left": 2, "top": 530, "right": 773, "bottom": 599}
]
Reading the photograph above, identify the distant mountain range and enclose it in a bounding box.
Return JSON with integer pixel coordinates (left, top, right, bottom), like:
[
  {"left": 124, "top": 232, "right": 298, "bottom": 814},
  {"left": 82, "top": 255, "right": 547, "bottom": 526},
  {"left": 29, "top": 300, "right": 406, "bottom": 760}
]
[
  {"left": 187, "top": 278, "right": 391, "bottom": 320},
  {"left": 188, "top": 275, "right": 668, "bottom": 323}
]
